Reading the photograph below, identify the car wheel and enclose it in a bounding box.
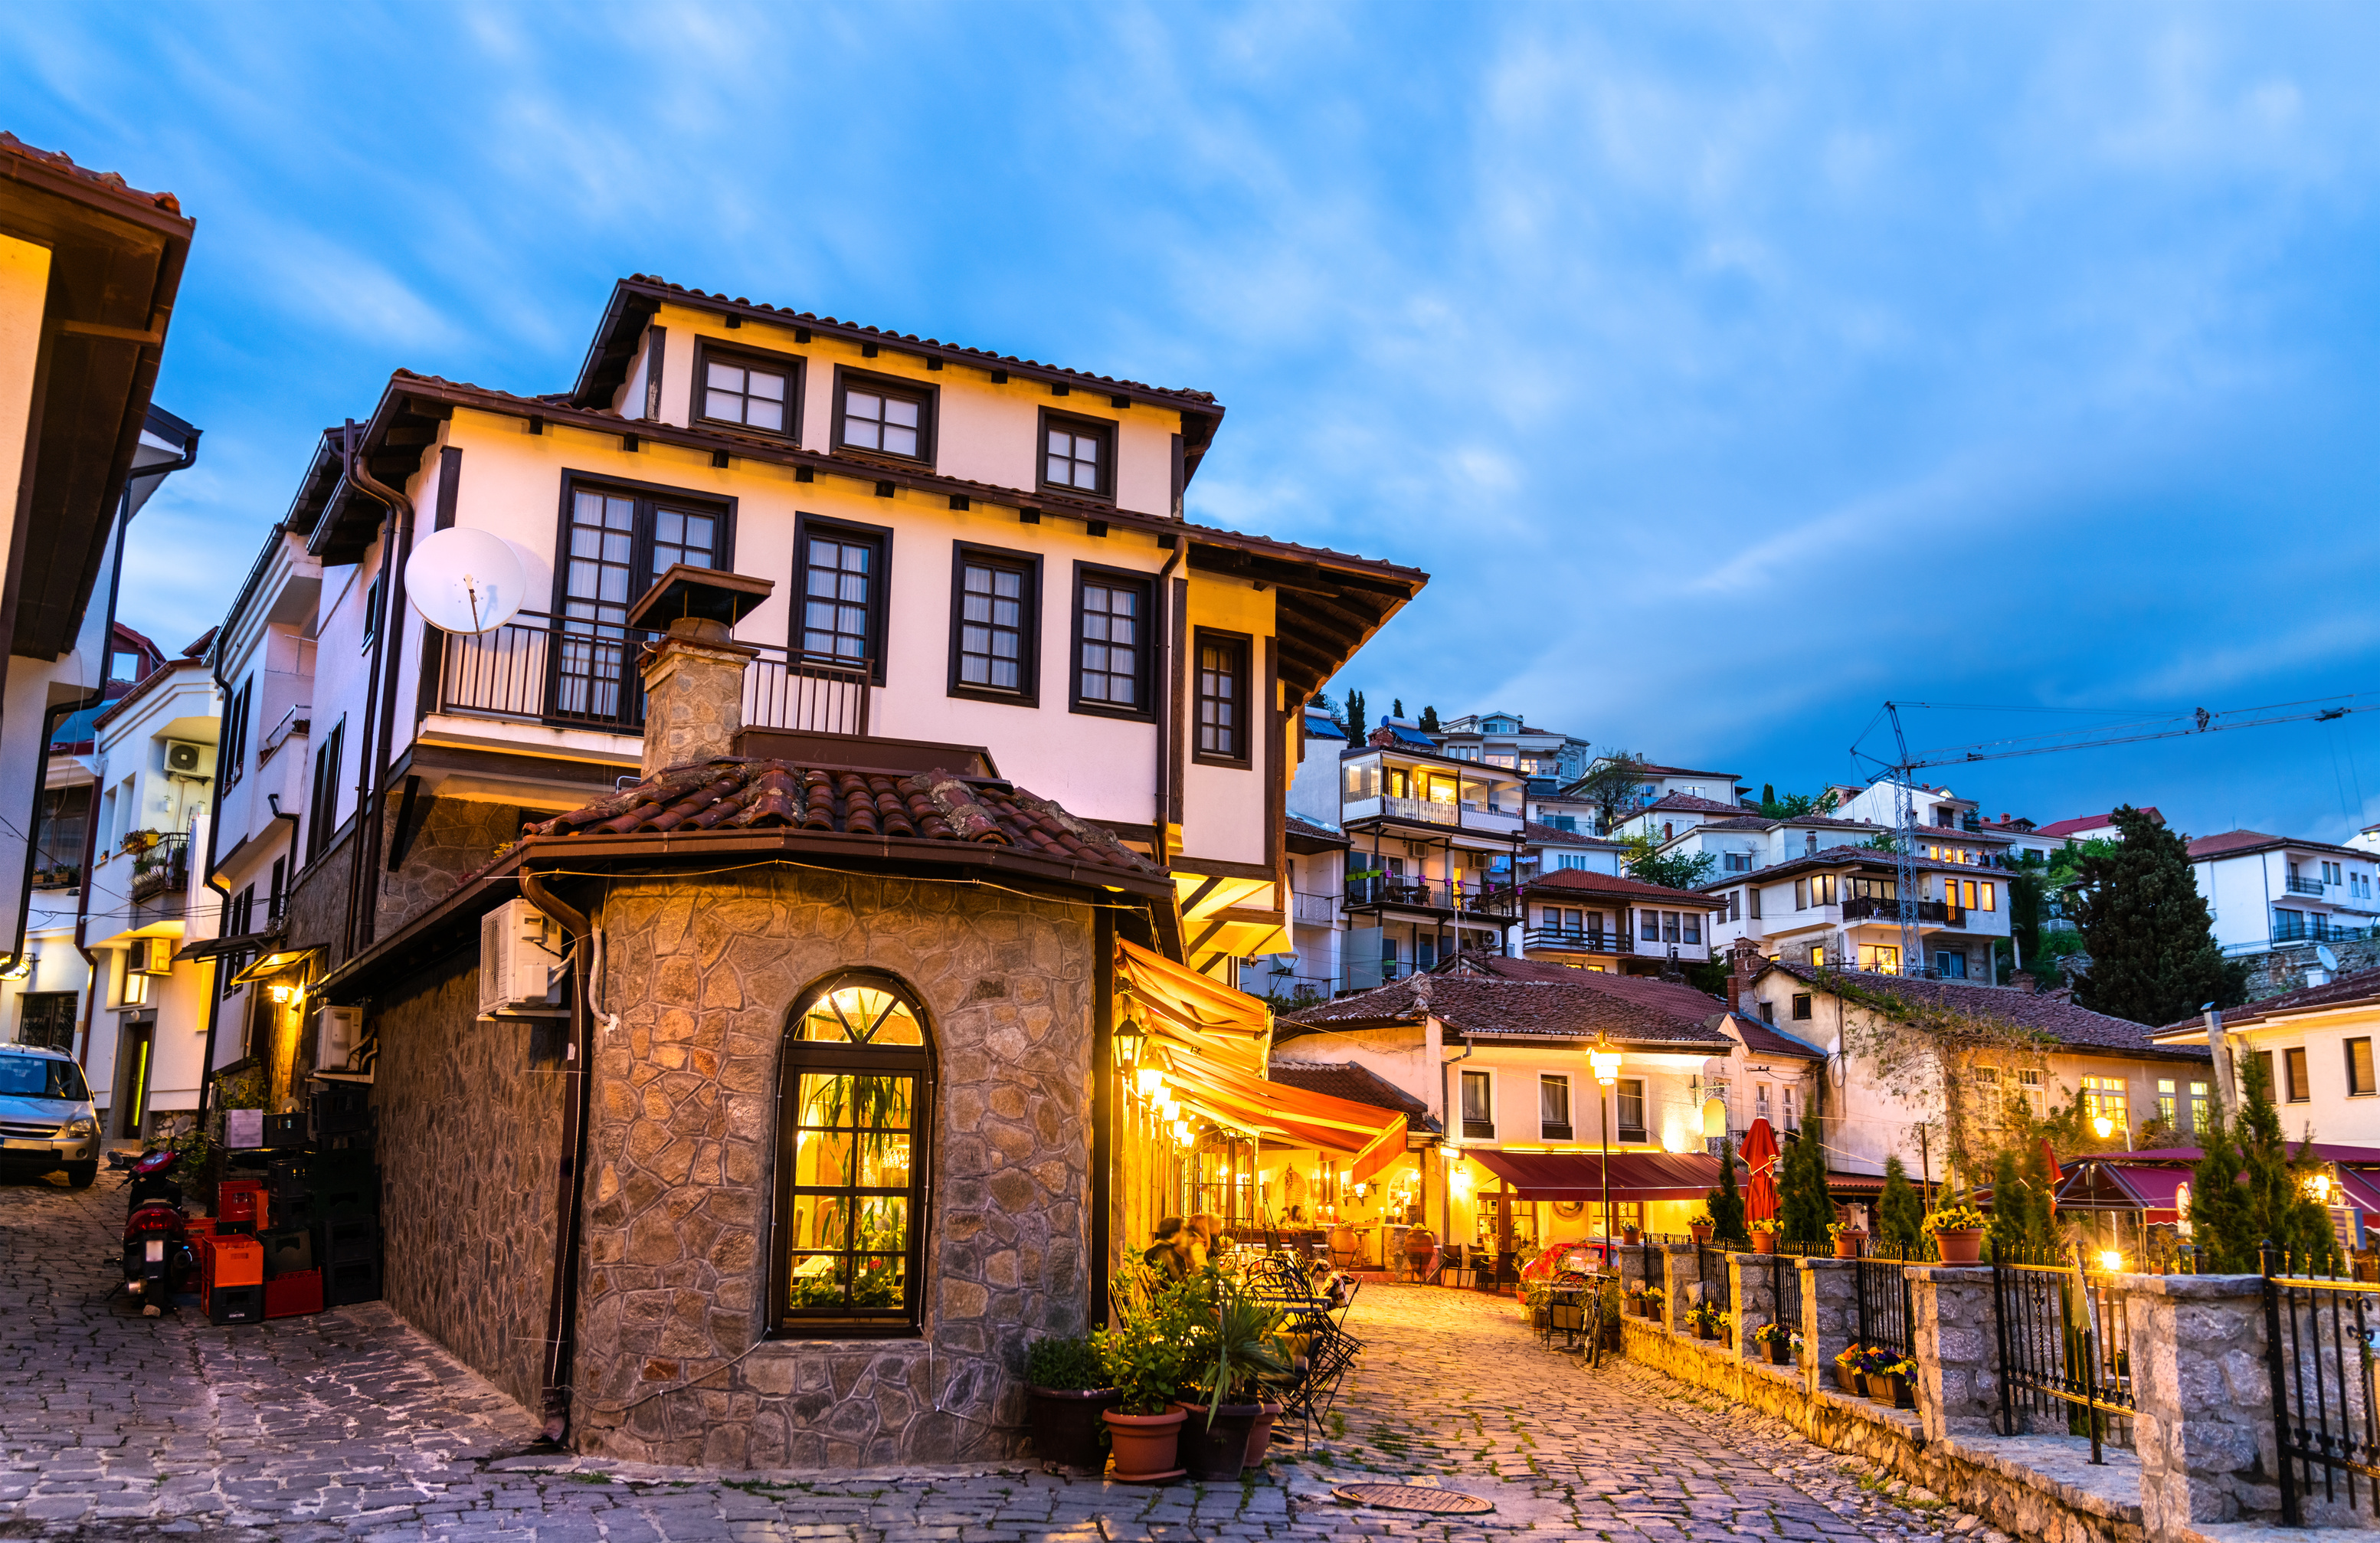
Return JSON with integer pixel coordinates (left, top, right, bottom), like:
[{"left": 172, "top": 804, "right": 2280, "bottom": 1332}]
[{"left": 66, "top": 1162, "right": 97, "bottom": 1189}]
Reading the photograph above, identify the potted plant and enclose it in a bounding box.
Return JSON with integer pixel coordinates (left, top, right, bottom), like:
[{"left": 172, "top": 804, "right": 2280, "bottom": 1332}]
[
  {"left": 1749, "top": 1217, "right": 1781, "bottom": 1255},
  {"left": 1686, "top": 1300, "right": 1727, "bottom": 1342},
  {"left": 1688, "top": 1211, "right": 1715, "bottom": 1244},
  {"left": 1925, "top": 1203, "right": 1989, "bottom": 1266},
  {"left": 1173, "top": 1272, "right": 1291, "bottom": 1482},
  {"left": 1096, "top": 1267, "right": 1189, "bottom": 1482},
  {"left": 1619, "top": 1222, "right": 1642, "bottom": 1245},
  {"left": 1024, "top": 1335, "right": 1119, "bottom": 1472},
  {"left": 1750, "top": 1322, "right": 1800, "bottom": 1367},
  {"left": 1831, "top": 1344, "right": 1864, "bottom": 1393},
  {"left": 1828, "top": 1220, "right": 1868, "bottom": 1260},
  {"left": 1862, "top": 1349, "right": 1917, "bottom": 1408}
]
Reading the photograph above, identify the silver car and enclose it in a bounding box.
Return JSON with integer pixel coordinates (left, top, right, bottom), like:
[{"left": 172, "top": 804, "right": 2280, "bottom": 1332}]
[{"left": 0, "top": 1043, "right": 100, "bottom": 1188}]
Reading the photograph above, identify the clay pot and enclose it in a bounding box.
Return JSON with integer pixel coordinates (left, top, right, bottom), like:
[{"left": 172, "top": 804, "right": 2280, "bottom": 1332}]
[
  {"left": 1933, "top": 1227, "right": 1985, "bottom": 1266},
  {"left": 1620, "top": 1227, "right": 1642, "bottom": 1245},
  {"left": 1834, "top": 1231, "right": 1867, "bottom": 1260},
  {"left": 1833, "top": 1362, "right": 1858, "bottom": 1393},
  {"left": 1105, "top": 1407, "right": 1187, "bottom": 1482},
  {"left": 1763, "top": 1340, "right": 1792, "bottom": 1365},
  {"left": 1174, "top": 1401, "right": 1263, "bottom": 1482},
  {"left": 1247, "top": 1401, "right": 1283, "bottom": 1465},
  {"left": 1752, "top": 1233, "right": 1777, "bottom": 1255},
  {"left": 1026, "top": 1385, "right": 1120, "bottom": 1471},
  {"left": 1689, "top": 1224, "right": 1714, "bottom": 1243}
]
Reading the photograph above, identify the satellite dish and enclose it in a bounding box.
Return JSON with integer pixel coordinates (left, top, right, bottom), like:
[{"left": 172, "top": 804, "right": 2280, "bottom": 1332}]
[
  {"left": 2319, "top": 944, "right": 2341, "bottom": 974},
  {"left": 405, "top": 528, "right": 528, "bottom": 634}
]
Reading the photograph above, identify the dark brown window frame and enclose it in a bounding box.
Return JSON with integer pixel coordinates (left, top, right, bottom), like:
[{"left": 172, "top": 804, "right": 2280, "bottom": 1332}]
[
  {"left": 792, "top": 512, "right": 895, "bottom": 686},
  {"left": 547, "top": 468, "right": 742, "bottom": 614},
  {"left": 2349, "top": 1037, "right": 2376, "bottom": 1098},
  {"left": 767, "top": 969, "right": 936, "bottom": 1341},
  {"left": 945, "top": 541, "right": 1043, "bottom": 708},
  {"left": 2284, "top": 1045, "right": 2311, "bottom": 1103},
  {"left": 220, "top": 676, "right": 253, "bottom": 791},
  {"left": 1036, "top": 406, "right": 1118, "bottom": 503},
  {"left": 830, "top": 365, "right": 938, "bottom": 467},
  {"left": 692, "top": 336, "right": 805, "bottom": 443},
  {"left": 1191, "top": 627, "right": 1253, "bottom": 768},
  {"left": 1068, "top": 562, "right": 1157, "bottom": 723}
]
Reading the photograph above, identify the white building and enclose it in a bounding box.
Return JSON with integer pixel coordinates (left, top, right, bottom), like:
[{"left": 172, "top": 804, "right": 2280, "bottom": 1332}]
[
  {"left": 1706, "top": 844, "right": 2013, "bottom": 982},
  {"left": 2148, "top": 967, "right": 2380, "bottom": 1143},
  {"left": 2188, "top": 830, "right": 2380, "bottom": 957},
  {"left": 1429, "top": 710, "right": 1591, "bottom": 784},
  {"left": 1576, "top": 759, "right": 1744, "bottom": 834}
]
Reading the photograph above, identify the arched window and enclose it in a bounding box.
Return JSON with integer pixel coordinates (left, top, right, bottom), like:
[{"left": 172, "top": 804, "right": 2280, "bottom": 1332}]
[{"left": 772, "top": 972, "right": 932, "bottom": 1336}]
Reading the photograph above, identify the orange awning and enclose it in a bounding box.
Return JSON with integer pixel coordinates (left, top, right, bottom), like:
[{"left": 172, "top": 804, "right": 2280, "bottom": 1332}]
[{"left": 1116, "top": 937, "right": 1271, "bottom": 1075}]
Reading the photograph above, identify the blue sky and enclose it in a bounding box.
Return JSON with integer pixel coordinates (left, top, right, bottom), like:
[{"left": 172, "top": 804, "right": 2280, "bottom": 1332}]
[{"left": 13, "top": 4, "right": 2380, "bottom": 843}]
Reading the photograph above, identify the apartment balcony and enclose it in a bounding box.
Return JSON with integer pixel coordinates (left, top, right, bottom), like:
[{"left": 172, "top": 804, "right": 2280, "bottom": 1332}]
[
  {"left": 435, "top": 611, "right": 870, "bottom": 739},
  {"left": 1525, "top": 926, "right": 1630, "bottom": 955},
  {"left": 1841, "top": 896, "right": 1957, "bottom": 925},
  {"left": 1344, "top": 876, "right": 1522, "bottom": 922},
  {"left": 1290, "top": 890, "right": 1338, "bottom": 925},
  {"left": 1343, "top": 794, "right": 1523, "bottom": 837},
  {"left": 2285, "top": 876, "right": 2329, "bottom": 897}
]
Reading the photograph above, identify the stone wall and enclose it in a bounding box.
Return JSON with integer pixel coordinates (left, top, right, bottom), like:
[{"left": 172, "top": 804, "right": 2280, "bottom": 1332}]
[
  {"left": 571, "top": 867, "right": 1099, "bottom": 1469},
  {"left": 371, "top": 943, "right": 569, "bottom": 1413},
  {"left": 2243, "top": 938, "right": 2380, "bottom": 1001},
  {"left": 375, "top": 795, "right": 524, "bottom": 939}
]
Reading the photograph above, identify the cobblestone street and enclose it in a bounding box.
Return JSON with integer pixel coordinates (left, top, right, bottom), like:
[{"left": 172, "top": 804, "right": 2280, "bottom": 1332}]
[{"left": 2, "top": 1173, "right": 2017, "bottom": 1541}]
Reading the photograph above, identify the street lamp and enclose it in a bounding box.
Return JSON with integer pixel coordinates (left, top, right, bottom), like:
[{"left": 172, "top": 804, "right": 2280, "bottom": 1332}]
[
  {"left": 2090, "top": 1112, "right": 2133, "bottom": 1151},
  {"left": 1589, "top": 1032, "right": 1622, "bottom": 1246}
]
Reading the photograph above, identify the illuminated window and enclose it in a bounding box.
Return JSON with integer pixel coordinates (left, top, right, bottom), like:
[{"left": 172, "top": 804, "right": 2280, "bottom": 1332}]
[
  {"left": 2081, "top": 1074, "right": 2129, "bottom": 1132},
  {"left": 2190, "top": 1081, "right": 2209, "bottom": 1129},
  {"left": 774, "top": 974, "right": 931, "bottom": 1335},
  {"left": 1860, "top": 944, "right": 1902, "bottom": 972},
  {"left": 1979, "top": 882, "right": 1996, "bottom": 912},
  {"left": 2157, "top": 1079, "right": 2177, "bottom": 1124}
]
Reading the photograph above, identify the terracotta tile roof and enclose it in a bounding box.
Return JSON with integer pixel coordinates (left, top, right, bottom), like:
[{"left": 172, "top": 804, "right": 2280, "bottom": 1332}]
[
  {"left": 2186, "top": 828, "right": 2372, "bottom": 863},
  {"left": 522, "top": 758, "right": 1161, "bottom": 874},
  {"left": 1266, "top": 1060, "right": 1441, "bottom": 1132},
  {"left": 1284, "top": 812, "right": 1350, "bottom": 850},
  {"left": 1523, "top": 821, "right": 1619, "bottom": 847},
  {"left": 1730, "top": 1013, "right": 1826, "bottom": 1060},
  {"left": 1282, "top": 968, "right": 1733, "bottom": 1049},
  {"left": 1690, "top": 814, "right": 1886, "bottom": 834},
  {"left": 622, "top": 274, "right": 1221, "bottom": 406},
  {"left": 0, "top": 132, "right": 185, "bottom": 215},
  {"left": 2035, "top": 808, "right": 2162, "bottom": 840},
  {"left": 1629, "top": 764, "right": 1737, "bottom": 779},
  {"left": 1758, "top": 962, "right": 2205, "bottom": 1059},
  {"left": 2154, "top": 966, "right": 2380, "bottom": 1035},
  {"left": 1641, "top": 793, "right": 1750, "bottom": 816},
  {"left": 1529, "top": 868, "right": 1726, "bottom": 906}
]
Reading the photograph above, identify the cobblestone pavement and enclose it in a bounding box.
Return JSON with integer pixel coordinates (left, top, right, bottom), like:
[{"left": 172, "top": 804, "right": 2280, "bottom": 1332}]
[{"left": 2, "top": 1174, "right": 2019, "bottom": 1541}]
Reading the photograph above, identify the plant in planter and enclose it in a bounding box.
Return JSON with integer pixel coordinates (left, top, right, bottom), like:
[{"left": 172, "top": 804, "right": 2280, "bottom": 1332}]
[
  {"left": 1174, "top": 1270, "right": 1291, "bottom": 1482},
  {"left": 1827, "top": 1220, "right": 1868, "bottom": 1260},
  {"left": 1096, "top": 1265, "right": 1190, "bottom": 1482},
  {"left": 1750, "top": 1322, "right": 1802, "bottom": 1366},
  {"left": 1024, "top": 1335, "right": 1118, "bottom": 1471},
  {"left": 1925, "top": 1203, "right": 1990, "bottom": 1265},
  {"left": 1687, "top": 1210, "right": 1715, "bottom": 1243},
  {"left": 1832, "top": 1343, "right": 1865, "bottom": 1393},
  {"left": 1685, "top": 1300, "right": 1728, "bottom": 1342},
  {"left": 1861, "top": 1349, "right": 1917, "bottom": 1408},
  {"left": 1748, "top": 1217, "right": 1781, "bottom": 1254}
]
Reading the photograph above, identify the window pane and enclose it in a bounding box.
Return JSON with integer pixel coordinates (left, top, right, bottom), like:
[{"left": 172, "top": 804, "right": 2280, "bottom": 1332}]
[
  {"left": 749, "top": 370, "right": 784, "bottom": 401},
  {"left": 748, "top": 398, "right": 783, "bottom": 431},
  {"left": 884, "top": 424, "right": 918, "bottom": 457},
  {"left": 1079, "top": 582, "right": 1142, "bottom": 706},
  {"left": 705, "top": 388, "right": 741, "bottom": 420},
  {"left": 957, "top": 560, "right": 1028, "bottom": 694},
  {"left": 885, "top": 398, "right": 919, "bottom": 428},
  {"left": 708, "top": 362, "right": 742, "bottom": 390}
]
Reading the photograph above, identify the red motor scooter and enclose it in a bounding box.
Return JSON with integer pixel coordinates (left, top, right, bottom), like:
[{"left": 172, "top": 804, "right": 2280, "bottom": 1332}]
[{"left": 119, "top": 1149, "right": 197, "bottom": 1316}]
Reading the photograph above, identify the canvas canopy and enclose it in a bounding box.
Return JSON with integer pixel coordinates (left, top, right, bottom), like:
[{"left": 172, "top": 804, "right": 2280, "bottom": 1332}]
[{"left": 1468, "top": 1148, "right": 1727, "bottom": 1202}]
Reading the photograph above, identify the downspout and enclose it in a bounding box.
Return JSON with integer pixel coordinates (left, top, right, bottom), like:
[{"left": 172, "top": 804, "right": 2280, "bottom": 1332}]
[
  {"left": 522, "top": 865, "right": 594, "bottom": 1443},
  {"left": 339, "top": 420, "right": 417, "bottom": 954},
  {"left": 1151, "top": 539, "right": 1186, "bottom": 870}
]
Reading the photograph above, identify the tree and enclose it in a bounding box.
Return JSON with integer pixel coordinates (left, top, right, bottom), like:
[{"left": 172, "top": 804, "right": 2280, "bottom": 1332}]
[
  {"left": 1777, "top": 1129, "right": 1833, "bottom": 1243},
  {"left": 1573, "top": 752, "right": 1651, "bottom": 836},
  {"left": 1986, "top": 1144, "right": 2058, "bottom": 1258},
  {"left": 1617, "top": 830, "right": 1717, "bottom": 891},
  {"left": 1707, "top": 1138, "right": 1747, "bottom": 1243},
  {"left": 2070, "top": 807, "right": 2247, "bottom": 1024},
  {"left": 2188, "top": 1054, "right": 2337, "bottom": 1273},
  {"left": 1419, "top": 706, "right": 1440, "bottom": 732},
  {"left": 1761, "top": 782, "right": 1775, "bottom": 808},
  {"left": 1391, "top": 697, "right": 1404, "bottom": 719},
  {"left": 1757, "top": 786, "right": 1820, "bottom": 819},
  {"left": 1346, "top": 690, "right": 1367, "bottom": 743},
  {"left": 1877, "top": 1155, "right": 1925, "bottom": 1249}
]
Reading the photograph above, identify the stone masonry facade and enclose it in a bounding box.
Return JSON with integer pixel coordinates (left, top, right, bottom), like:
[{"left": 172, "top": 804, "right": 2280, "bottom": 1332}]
[{"left": 571, "top": 867, "right": 1099, "bottom": 1469}]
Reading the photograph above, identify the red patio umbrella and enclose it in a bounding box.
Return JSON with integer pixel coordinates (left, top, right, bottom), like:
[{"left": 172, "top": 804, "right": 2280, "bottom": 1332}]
[
  {"left": 2039, "top": 1138, "right": 2064, "bottom": 1220},
  {"left": 1742, "top": 1117, "right": 1780, "bottom": 1223}
]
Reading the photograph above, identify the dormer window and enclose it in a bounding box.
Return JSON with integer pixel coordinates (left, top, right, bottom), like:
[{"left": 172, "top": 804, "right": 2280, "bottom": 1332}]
[
  {"left": 697, "top": 342, "right": 800, "bottom": 439},
  {"left": 1039, "top": 411, "right": 1115, "bottom": 500}
]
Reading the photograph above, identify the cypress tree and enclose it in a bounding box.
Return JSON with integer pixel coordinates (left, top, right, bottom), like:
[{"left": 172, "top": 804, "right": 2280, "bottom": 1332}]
[
  {"left": 1391, "top": 697, "right": 1405, "bottom": 719},
  {"left": 1419, "top": 706, "right": 1440, "bottom": 732},
  {"left": 1707, "top": 1138, "right": 1747, "bottom": 1243},
  {"left": 1778, "top": 1129, "right": 1833, "bottom": 1243},
  {"left": 1346, "top": 690, "right": 1367, "bottom": 742},
  {"left": 1986, "top": 1145, "right": 2057, "bottom": 1258},
  {"left": 1877, "top": 1155, "right": 1924, "bottom": 1249},
  {"left": 2189, "top": 1054, "right": 2337, "bottom": 1273},
  {"left": 2069, "top": 807, "right": 2244, "bottom": 1024}
]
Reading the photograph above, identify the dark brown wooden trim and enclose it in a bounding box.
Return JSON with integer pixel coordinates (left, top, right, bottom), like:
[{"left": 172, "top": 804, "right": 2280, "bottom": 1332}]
[
  {"left": 1169, "top": 432, "right": 1186, "bottom": 519},
  {"left": 642, "top": 326, "right": 666, "bottom": 421},
  {"left": 398, "top": 739, "right": 634, "bottom": 785},
  {"left": 1036, "top": 405, "right": 1118, "bottom": 503},
  {"left": 1091, "top": 907, "right": 1115, "bottom": 1312},
  {"left": 944, "top": 539, "right": 1042, "bottom": 709},
  {"left": 1264, "top": 633, "right": 1283, "bottom": 881},
  {"left": 830, "top": 364, "right": 939, "bottom": 469},
  {"left": 692, "top": 334, "right": 805, "bottom": 445},
  {"left": 1190, "top": 627, "right": 1254, "bottom": 769},
  {"left": 432, "top": 445, "right": 463, "bottom": 532},
  {"left": 1167, "top": 576, "right": 1187, "bottom": 825},
  {"left": 1066, "top": 560, "right": 1160, "bottom": 723},
  {"left": 791, "top": 510, "right": 895, "bottom": 687},
  {"left": 1171, "top": 854, "right": 1276, "bottom": 882}
]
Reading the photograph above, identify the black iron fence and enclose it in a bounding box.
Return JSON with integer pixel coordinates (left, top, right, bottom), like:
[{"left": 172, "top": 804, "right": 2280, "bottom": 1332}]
[
  {"left": 1991, "top": 1243, "right": 2135, "bottom": 1464},
  {"left": 2264, "top": 1247, "right": 2380, "bottom": 1525},
  {"left": 1766, "top": 1250, "right": 1805, "bottom": 1336},
  {"left": 1855, "top": 1251, "right": 1917, "bottom": 1366},
  {"left": 1699, "top": 1243, "right": 1735, "bottom": 1315}
]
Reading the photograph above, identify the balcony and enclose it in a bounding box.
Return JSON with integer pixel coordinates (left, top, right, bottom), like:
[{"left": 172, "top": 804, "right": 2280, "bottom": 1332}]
[
  {"left": 437, "top": 611, "right": 870, "bottom": 738},
  {"left": 1525, "top": 926, "right": 1629, "bottom": 955},
  {"left": 2286, "top": 876, "right": 2329, "bottom": 897},
  {"left": 1840, "top": 896, "right": 1956, "bottom": 924},
  {"left": 1343, "top": 794, "right": 1523, "bottom": 837},
  {"left": 1290, "top": 890, "right": 1337, "bottom": 925},
  {"left": 127, "top": 832, "right": 190, "bottom": 905},
  {"left": 1344, "top": 876, "right": 1522, "bottom": 922}
]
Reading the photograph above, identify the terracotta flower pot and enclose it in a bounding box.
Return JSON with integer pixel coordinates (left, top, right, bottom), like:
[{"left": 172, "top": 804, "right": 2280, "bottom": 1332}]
[
  {"left": 1247, "top": 1401, "right": 1283, "bottom": 1466},
  {"left": 1620, "top": 1227, "right": 1642, "bottom": 1245},
  {"left": 1933, "top": 1227, "right": 1986, "bottom": 1266},
  {"left": 1832, "top": 1362, "right": 1858, "bottom": 1393},
  {"left": 1694, "top": 1322, "right": 1720, "bottom": 1342},
  {"left": 1689, "top": 1224, "right": 1714, "bottom": 1243},
  {"left": 1173, "top": 1401, "right": 1263, "bottom": 1482},
  {"left": 1762, "top": 1339, "right": 1792, "bottom": 1365},
  {"left": 1027, "top": 1385, "right": 1121, "bottom": 1471},
  {"left": 1105, "top": 1407, "right": 1187, "bottom": 1482},
  {"left": 1752, "top": 1233, "right": 1777, "bottom": 1255},
  {"left": 1834, "top": 1232, "right": 1866, "bottom": 1260}
]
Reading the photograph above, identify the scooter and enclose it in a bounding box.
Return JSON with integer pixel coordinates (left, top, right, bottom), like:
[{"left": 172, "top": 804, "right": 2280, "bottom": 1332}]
[{"left": 119, "top": 1149, "right": 197, "bottom": 1316}]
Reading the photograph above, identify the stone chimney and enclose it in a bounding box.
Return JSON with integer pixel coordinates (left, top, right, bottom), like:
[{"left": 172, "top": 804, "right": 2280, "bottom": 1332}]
[
  {"left": 627, "top": 565, "right": 775, "bottom": 778},
  {"left": 2009, "top": 971, "right": 2036, "bottom": 994},
  {"left": 1727, "top": 935, "right": 1764, "bottom": 1016}
]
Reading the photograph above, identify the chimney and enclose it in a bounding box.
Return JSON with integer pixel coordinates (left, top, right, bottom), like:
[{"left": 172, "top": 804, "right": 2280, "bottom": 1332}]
[
  {"left": 2010, "top": 971, "right": 2035, "bottom": 994},
  {"left": 1729, "top": 935, "right": 1763, "bottom": 1016},
  {"left": 627, "top": 565, "right": 776, "bottom": 778}
]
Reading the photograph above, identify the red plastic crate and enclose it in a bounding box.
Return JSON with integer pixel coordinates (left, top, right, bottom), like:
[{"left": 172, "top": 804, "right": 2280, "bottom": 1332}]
[
  {"left": 218, "top": 1180, "right": 267, "bottom": 1230},
  {"left": 264, "top": 1269, "right": 322, "bottom": 1319}
]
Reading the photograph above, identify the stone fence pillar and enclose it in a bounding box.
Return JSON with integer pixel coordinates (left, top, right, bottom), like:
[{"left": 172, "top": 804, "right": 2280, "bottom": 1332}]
[
  {"left": 1731, "top": 1253, "right": 1774, "bottom": 1361},
  {"left": 1660, "top": 1243, "right": 1697, "bottom": 1333},
  {"left": 2114, "top": 1273, "right": 2292, "bottom": 1534},
  {"left": 1909, "top": 1265, "right": 2000, "bottom": 1440},
  {"left": 1616, "top": 1242, "right": 1646, "bottom": 1296},
  {"left": 1803, "top": 1257, "right": 1856, "bottom": 1388}
]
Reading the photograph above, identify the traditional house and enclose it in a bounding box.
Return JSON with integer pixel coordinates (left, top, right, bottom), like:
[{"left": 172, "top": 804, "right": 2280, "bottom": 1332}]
[
  {"left": 2148, "top": 966, "right": 2380, "bottom": 1144},
  {"left": 1704, "top": 844, "right": 2012, "bottom": 982},
  {"left": 1519, "top": 867, "right": 1726, "bottom": 978}
]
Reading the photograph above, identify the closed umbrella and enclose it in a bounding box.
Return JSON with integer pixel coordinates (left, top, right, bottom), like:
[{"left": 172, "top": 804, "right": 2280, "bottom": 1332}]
[{"left": 1742, "top": 1117, "right": 1780, "bottom": 1224}]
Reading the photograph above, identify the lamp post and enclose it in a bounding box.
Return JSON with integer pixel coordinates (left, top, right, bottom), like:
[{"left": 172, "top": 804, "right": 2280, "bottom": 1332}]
[
  {"left": 2090, "top": 1111, "right": 2132, "bottom": 1152},
  {"left": 1589, "top": 1031, "right": 1622, "bottom": 1248}
]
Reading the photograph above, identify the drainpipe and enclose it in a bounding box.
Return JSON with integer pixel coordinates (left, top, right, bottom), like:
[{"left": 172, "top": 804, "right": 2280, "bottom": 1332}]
[
  {"left": 522, "top": 864, "right": 594, "bottom": 1443},
  {"left": 1151, "top": 539, "right": 1186, "bottom": 870},
  {"left": 339, "top": 420, "right": 418, "bottom": 954}
]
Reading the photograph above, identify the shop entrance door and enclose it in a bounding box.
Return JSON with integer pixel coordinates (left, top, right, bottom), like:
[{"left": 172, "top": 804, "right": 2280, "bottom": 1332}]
[{"left": 112, "top": 1011, "right": 156, "bottom": 1138}]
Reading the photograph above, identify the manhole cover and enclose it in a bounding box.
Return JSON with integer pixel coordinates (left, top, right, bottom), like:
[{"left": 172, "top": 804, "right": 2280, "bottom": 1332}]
[{"left": 1332, "top": 1483, "right": 1495, "bottom": 1515}]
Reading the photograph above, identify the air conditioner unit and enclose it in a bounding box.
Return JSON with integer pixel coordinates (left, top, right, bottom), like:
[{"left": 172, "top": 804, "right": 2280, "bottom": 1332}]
[
  {"left": 126, "top": 938, "right": 174, "bottom": 976},
  {"left": 314, "top": 1004, "right": 365, "bottom": 1071},
  {"left": 164, "top": 739, "right": 207, "bottom": 775},
  {"left": 479, "top": 897, "right": 568, "bottom": 1017}
]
